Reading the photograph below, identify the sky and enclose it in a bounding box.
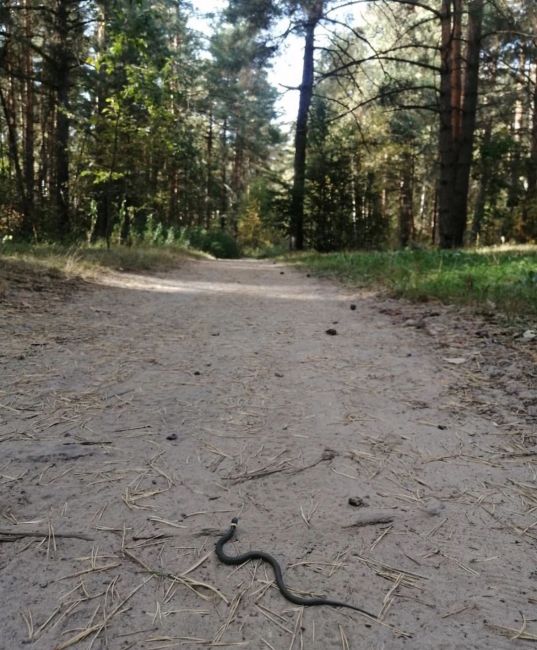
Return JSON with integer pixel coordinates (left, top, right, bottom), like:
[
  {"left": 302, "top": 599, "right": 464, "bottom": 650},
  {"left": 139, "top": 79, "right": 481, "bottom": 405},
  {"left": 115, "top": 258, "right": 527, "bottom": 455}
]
[{"left": 190, "top": 0, "right": 364, "bottom": 126}]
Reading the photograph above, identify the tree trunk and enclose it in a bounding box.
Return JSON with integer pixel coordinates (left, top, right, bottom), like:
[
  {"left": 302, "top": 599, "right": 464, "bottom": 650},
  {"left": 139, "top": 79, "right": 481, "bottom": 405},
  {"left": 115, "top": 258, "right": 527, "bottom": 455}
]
[
  {"left": 54, "top": 0, "right": 71, "bottom": 239},
  {"left": 471, "top": 120, "right": 492, "bottom": 243},
  {"left": 438, "top": 0, "right": 484, "bottom": 248},
  {"left": 450, "top": 0, "right": 484, "bottom": 241},
  {"left": 205, "top": 109, "right": 213, "bottom": 229},
  {"left": 220, "top": 117, "right": 228, "bottom": 229},
  {"left": 0, "top": 86, "right": 27, "bottom": 223},
  {"left": 91, "top": 2, "right": 110, "bottom": 242},
  {"left": 0, "top": 28, "right": 31, "bottom": 235},
  {"left": 398, "top": 153, "right": 414, "bottom": 247},
  {"left": 231, "top": 122, "right": 245, "bottom": 235},
  {"left": 290, "top": 1, "right": 323, "bottom": 250},
  {"left": 22, "top": 0, "right": 35, "bottom": 237},
  {"left": 523, "top": 62, "right": 537, "bottom": 240}
]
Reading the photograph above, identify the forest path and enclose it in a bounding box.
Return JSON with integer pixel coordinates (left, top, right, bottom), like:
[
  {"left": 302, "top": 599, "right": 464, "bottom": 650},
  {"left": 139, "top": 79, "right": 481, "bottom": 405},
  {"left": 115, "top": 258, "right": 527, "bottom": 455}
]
[{"left": 1, "top": 258, "right": 535, "bottom": 649}]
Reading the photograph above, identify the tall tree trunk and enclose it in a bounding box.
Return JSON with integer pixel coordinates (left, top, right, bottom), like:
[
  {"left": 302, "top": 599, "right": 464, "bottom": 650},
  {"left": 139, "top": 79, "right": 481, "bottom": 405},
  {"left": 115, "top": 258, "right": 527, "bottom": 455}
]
[
  {"left": 290, "top": 1, "right": 323, "bottom": 250},
  {"left": 205, "top": 109, "right": 213, "bottom": 228},
  {"left": 220, "top": 117, "right": 228, "bottom": 229},
  {"left": 450, "top": 0, "right": 484, "bottom": 241},
  {"left": 91, "top": 1, "right": 110, "bottom": 242},
  {"left": 0, "top": 86, "right": 26, "bottom": 222},
  {"left": 438, "top": 0, "right": 484, "bottom": 248},
  {"left": 398, "top": 153, "right": 414, "bottom": 247},
  {"left": 0, "top": 28, "right": 31, "bottom": 235},
  {"left": 231, "top": 123, "right": 244, "bottom": 235},
  {"left": 523, "top": 62, "right": 537, "bottom": 240},
  {"left": 22, "top": 0, "right": 35, "bottom": 237},
  {"left": 471, "top": 120, "right": 492, "bottom": 243},
  {"left": 54, "top": 0, "right": 71, "bottom": 239}
]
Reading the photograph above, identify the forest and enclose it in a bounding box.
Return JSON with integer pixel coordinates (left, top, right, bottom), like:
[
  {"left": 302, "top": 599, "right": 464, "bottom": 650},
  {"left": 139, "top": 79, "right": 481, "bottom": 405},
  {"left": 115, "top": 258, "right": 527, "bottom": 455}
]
[
  {"left": 1, "top": 0, "right": 536, "bottom": 253},
  {"left": 2, "top": 3, "right": 537, "bottom": 647}
]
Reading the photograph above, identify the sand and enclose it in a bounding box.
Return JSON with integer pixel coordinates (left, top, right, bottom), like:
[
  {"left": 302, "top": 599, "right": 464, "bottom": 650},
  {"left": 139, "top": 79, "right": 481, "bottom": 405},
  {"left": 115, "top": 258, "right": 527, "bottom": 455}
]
[{"left": 0, "top": 258, "right": 536, "bottom": 649}]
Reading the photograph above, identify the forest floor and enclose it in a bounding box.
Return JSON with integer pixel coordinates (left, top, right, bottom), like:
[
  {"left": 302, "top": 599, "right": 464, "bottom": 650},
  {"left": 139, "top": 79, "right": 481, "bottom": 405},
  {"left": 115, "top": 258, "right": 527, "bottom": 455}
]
[{"left": 1, "top": 257, "right": 536, "bottom": 650}]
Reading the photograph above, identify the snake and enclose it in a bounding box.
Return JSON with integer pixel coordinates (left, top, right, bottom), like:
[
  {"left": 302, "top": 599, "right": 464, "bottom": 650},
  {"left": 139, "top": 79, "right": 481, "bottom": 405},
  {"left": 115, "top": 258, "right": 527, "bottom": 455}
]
[{"left": 215, "top": 517, "right": 377, "bottom": 619}]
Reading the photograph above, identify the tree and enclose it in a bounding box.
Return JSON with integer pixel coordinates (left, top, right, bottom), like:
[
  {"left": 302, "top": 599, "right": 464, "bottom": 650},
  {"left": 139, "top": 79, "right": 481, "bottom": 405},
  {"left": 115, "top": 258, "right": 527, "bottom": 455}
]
[
  {"left": 207, "top": 21, "right": 280, "bottom": 233},
  {"left": 227, "top": 0, "right": 328, "bottom": 249},
  {"left": 438, "top": 0, "right": 485, "bottom": 247}
]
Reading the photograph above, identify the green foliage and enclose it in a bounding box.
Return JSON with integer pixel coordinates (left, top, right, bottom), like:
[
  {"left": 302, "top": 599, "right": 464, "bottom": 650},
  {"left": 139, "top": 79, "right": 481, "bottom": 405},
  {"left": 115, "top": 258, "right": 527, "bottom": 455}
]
[
  {"left": 237, "top": 199, "right": 273, "bottom": 250},
  {"left": 2, "top": 0, "right": 537, "bottom": 253},
  {"left": 292, "top": 246, "right": 537, "bottom": 317},
  {"left": 183, "top": 228, "right": 241, "bottom": 259}
]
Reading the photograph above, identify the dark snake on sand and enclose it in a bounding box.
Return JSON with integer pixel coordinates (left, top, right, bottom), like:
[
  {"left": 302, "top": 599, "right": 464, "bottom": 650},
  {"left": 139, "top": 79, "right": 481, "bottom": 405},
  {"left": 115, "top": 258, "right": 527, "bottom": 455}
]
[{"left": 215, "top": 517, "right": 377, "bottom": 620}]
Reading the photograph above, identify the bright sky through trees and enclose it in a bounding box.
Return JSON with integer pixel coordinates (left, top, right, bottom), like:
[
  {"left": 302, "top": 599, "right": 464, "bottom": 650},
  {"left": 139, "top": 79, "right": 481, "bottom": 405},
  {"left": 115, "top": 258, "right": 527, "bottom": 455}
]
[
  {"left": 190, "top": 0, "right": 363, "bottom": 125},
  {"left": 5, "top": 0, "right": 535, "bottom": 249}
]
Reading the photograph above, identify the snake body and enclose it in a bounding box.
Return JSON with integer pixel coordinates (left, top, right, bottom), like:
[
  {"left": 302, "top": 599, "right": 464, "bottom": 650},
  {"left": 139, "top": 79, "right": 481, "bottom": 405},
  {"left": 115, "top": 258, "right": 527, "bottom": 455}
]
[{"left": 215, "top": 517, "right": 376, "bottom": 619}]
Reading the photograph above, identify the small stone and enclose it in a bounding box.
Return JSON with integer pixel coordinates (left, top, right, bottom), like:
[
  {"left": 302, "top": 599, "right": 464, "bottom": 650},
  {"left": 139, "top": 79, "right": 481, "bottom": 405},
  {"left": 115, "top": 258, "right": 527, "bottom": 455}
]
[
  {"left": 326, "top": 328, "right": 338, "bottom": 336},
  {"left": 194, "top": 371, "right": 201, "bottom": 376},
  {"left": 275, "top": 372, "right": 284, "bottom": 378},
  {"left": 348, "top": 497, "right": 369, "bottom": 508},
  {"left": 422, "top": 499, "right": 446, "bottom": 516},
  {"left": 166, "top": 433, "right": 178, "bottom": 441},
  {"left": 403, "top": 318, "right": 425, "bottom": 329}
]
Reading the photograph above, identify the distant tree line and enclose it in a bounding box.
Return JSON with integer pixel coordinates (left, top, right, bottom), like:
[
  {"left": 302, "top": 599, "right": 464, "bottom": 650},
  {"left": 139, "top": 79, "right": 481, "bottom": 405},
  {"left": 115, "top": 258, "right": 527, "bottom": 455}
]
[
  {"left": 1, "top": 0, "right": 536, "bottom": 250},
  {"left": 0, "top": 0, "right": 283, "bottom": 247}
]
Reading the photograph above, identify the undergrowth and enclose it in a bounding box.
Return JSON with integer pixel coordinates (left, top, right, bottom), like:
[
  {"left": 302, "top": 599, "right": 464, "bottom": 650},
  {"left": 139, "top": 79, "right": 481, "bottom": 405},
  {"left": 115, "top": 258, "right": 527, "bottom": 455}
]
[
  {"left": 0, "top": 242, "right": 205, "bottom": 279},
  {"left": 290, "top": 246, "right": 537, "bottom": 317}
]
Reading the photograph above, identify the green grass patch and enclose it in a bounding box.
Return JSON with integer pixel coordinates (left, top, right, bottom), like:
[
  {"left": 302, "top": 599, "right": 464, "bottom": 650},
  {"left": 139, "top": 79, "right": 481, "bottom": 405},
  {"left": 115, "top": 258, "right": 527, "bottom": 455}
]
[
  {"left": 289, "top": 246, "right": 537, "bottom": 318},
  {"left": 0, "top": 242, "right": 206, "bottom": 280}
]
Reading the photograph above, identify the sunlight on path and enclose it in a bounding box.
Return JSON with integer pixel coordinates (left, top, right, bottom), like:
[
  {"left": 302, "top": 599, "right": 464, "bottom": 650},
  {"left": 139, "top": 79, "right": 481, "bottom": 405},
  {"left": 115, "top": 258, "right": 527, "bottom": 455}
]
[{"left": 98, "top": 263, "right": 335, "bottom": 302}]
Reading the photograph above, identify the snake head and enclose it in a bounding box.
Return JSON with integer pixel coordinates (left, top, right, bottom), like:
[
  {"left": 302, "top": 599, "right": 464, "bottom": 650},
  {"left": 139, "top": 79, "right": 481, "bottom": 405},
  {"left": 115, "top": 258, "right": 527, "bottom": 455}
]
[{"left": 231, "top": 517, "right": 239, "bottom": 525}]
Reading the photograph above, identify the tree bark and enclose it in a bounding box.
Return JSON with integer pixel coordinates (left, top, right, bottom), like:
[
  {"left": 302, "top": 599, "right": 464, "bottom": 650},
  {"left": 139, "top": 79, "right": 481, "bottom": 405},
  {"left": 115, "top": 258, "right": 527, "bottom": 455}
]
[
  {"left": 205, "top": 109, "right": 213, "bottom": 228},
  {"left": 290, "top": 1, "right": 323, "bottom": 250},
  {"left": 91, "top": 1, "right": 110, "bottom": 242},
  {"left": 22, "top": 0, "right": 35, "bottom": 237},
  {"left": 398, "top": 152, "right": 414, "bottom": 247},
  {"left": 220, "top": 117, "right": 228, "bottom": 229},
  {"left": 450, "top": 0, "right": 484, "bottom": 242},
  {"left": 0, "top": 85, "right": 26, "bottom": 222},
  {"left": 471, "top": 120, "right": 491, "bottom": 243},
  {"left": 438, "top": 0, "right": 484, "bottom": 248},
  {"left": 523, "top": 62, "right": 537, "bottom": 240},
  {"left": 53, "top": 0, "right": 72, "bottom": 239},
  {"left": 0, "top": 20, "right": 32, "bottom": 235}
]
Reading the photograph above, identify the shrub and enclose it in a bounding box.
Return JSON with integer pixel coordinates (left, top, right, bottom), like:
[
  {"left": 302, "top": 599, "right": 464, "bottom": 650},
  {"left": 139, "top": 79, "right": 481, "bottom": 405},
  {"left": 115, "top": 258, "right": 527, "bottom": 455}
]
[{"left": 184, "top": 228, "right": 240, "bottom": 259}]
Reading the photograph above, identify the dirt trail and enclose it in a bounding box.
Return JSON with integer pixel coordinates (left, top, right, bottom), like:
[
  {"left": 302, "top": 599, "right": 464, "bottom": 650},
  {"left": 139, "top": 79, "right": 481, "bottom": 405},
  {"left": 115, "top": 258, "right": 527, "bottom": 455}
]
[{"left": 1, "top": 258, "right": 536, "bottom": 649}]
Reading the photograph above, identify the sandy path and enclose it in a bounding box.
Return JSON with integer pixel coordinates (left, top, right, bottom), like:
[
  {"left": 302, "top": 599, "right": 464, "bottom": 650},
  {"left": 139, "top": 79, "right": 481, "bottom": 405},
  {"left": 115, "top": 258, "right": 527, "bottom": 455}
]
[{"left": 1, "top": 258, "right": 536, "bottom": 649}]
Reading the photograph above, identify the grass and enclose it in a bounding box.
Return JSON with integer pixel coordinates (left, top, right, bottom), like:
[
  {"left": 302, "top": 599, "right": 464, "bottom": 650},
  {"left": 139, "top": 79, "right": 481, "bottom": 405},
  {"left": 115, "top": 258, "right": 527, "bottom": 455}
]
[
  {"left": 289, "top": 245, "right": 537, "bottom": 318},
  {"left": 0, "top": 242, "right": 206, "bottom": 281},
  {"left": 2, "top": 242, "right": 535, "bottom": 318}
]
